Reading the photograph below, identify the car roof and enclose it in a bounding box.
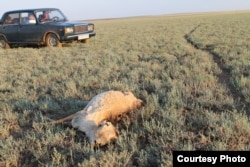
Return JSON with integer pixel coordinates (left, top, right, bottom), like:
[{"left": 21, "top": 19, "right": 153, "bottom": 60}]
[{"left": 4, "top": 8, "right": 59, "bottom": 14}]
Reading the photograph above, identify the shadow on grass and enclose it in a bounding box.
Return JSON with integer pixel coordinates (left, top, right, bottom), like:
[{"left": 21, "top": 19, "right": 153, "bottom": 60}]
[{"left": 9, "top": 42, "right": 79, "bottom": 49}]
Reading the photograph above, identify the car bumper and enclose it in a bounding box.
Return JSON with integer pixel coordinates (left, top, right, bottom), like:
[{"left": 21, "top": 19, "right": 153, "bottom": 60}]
[{"left": 61, "top": 32, "right": 96, "bottom": 41}]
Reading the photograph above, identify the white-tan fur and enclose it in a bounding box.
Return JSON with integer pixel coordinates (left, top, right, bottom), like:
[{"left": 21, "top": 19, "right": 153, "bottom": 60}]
[{"left": 56, "top": 90, "right": 143, "bottom": 146}]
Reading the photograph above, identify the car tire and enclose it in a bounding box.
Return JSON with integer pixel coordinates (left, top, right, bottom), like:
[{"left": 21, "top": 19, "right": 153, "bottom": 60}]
[
  {"left": 45, "top": 33, "right": 62, "bottom": 47},
  {"left": 0, "top": 37, "right": 10, "bottom": 49}
]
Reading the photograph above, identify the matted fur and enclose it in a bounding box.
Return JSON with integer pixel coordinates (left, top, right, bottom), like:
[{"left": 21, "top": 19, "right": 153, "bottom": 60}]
[{"left": 56, "top": 90, "right": 143, "bottom": 146}]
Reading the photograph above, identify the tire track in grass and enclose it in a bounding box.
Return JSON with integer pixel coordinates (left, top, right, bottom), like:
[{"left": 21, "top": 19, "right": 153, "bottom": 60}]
[{"left": 184, "top": 24, "right": 249, "bottom": 114}]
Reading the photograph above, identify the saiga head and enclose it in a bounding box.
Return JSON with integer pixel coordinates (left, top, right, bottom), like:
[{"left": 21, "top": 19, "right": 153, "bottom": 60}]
[{"left": 90, "top": 120, "right": 118, "bottom": 146}]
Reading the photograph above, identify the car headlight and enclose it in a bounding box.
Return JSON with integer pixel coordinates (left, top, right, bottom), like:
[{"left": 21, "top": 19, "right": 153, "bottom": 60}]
[
  {"left": 88, "top": 25, "right": 94, "bottom": 31},
  {"left": 64, "top": 27, "right": 74, "bottom": 34}
]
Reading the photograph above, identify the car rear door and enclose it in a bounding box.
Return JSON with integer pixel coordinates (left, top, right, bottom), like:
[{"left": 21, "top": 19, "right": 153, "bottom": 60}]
[
  {"left": 18, "top": 12, "right": 42, "bottom": 43},
  {"left": 1, "top": 13, "right": 19, "bottom": 43}
]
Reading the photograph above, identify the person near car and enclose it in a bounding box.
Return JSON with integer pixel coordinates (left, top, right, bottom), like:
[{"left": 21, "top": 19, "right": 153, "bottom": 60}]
[
  {"left": 4, "top": 15, "right": 12, "bottom": 24},
  {"left": 40, "top": 11, "right": 50, "bottom": 22},
  {"left": 26, "top": 13, "right": 36, "bottom": 24}
]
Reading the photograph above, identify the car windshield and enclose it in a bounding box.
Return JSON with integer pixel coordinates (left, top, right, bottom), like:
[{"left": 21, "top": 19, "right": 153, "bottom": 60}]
[{"left": 35, "top": 9, "right": 67, "bottom": 23}]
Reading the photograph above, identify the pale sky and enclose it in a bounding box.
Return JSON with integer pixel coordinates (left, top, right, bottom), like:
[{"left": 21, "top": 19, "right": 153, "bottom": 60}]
[{"left": 1, "top": 0, "right": 250, "bottom": 20}]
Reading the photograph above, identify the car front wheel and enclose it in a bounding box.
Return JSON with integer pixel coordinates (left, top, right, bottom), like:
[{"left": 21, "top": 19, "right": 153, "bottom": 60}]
[
  {"left": 0, "top": 37, "right": 10, "bottom": 49},
  {"left": 45, "top": 33, "right": 62, "bottom": 47}
]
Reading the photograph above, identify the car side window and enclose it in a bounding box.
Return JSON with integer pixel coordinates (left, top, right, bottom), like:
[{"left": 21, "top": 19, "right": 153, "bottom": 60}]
[
  {"left": 4, "top": 13, "right": 19, "bottom": 25},
  {"left": 35, "top": 11, "right": 49, "bottom": 22},
  {"left": 35, "top": 10, "right": 64, "bottom": 22},
  {"left": 4, "top": 15, "right": 12, "bottom": 24},
  {"left": 20, "top": 12, "right": 36, "bottom": 25}
]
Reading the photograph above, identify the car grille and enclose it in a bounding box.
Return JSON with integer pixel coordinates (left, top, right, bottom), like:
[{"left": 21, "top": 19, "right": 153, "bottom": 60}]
[{"left": 74, "top": 25, "right": 88, "bottom": 33}]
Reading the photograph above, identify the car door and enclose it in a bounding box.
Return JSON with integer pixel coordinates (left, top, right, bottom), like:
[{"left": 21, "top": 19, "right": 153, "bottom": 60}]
[
  {"left": 18, "top": 12, "right": 41, "bottom": 43},
  {"left": 1, "top": 13, "right": 19, "bottom": 43}
]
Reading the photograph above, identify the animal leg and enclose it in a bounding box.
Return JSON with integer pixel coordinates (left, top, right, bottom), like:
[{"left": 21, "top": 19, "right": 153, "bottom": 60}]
[{"left": 55, "top": 112, "right": 79, "bottom": 124}]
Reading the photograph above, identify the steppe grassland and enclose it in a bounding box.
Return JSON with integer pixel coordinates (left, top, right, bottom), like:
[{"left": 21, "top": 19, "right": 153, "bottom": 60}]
[
  {"left": 0, "top": 12, "right": 249, "bottom": 166},
  {"left": 187, "top": 12, "right": 250, "bottom": 103}
]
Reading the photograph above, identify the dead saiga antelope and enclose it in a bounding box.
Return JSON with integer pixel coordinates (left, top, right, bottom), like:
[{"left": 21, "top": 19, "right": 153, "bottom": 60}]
[{"left": 55, "top": 90, "right": 143, "bottom": 146}]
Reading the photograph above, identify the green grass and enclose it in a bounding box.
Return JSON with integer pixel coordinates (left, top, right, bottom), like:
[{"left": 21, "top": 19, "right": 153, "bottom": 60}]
[{"left": 0, "top": 11, "right": 250, "bottom": 166}]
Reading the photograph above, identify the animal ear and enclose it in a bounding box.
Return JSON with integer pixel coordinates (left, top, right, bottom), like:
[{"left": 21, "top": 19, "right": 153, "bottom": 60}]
[
  {"left": 140, "top": 99, "right": 144, "bottom": 106},
  {"left": 136, "top": 99, "right": 143, "bottom": 108},
  {"left": 115, "top": 128, "right": 119, "bottom": 136}
]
